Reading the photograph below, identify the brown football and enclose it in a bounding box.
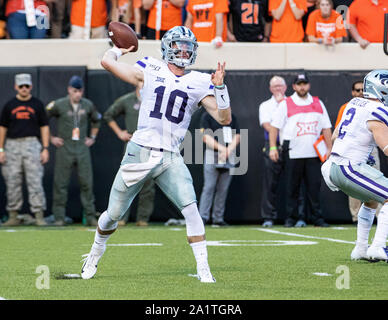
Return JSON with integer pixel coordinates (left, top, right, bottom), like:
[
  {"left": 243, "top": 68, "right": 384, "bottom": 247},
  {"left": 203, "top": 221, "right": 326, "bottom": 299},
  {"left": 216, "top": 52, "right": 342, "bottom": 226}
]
[{"left": 108, "top": 21, "right": 138, "bottom": 52}]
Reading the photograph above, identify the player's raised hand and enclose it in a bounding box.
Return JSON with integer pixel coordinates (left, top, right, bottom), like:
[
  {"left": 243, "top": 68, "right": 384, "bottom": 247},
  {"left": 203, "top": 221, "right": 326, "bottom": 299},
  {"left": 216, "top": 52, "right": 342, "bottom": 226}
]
[{"left": 211, "top": 62, "right": 226, "bottom": 86}]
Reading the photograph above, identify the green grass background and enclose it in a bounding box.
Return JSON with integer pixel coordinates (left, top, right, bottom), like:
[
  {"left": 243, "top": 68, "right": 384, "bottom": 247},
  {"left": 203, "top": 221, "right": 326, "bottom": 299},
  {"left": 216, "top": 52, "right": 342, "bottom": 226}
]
[{"left": 1, "top": 224, "right": 388, "bottom": 300}]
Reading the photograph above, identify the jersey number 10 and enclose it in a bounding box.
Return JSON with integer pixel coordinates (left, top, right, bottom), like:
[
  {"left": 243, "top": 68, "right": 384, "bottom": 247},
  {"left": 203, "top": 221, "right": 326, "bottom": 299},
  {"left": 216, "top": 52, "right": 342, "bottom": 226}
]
[{"left": 149, "top": 86, "right": 188, "bottom": 124}]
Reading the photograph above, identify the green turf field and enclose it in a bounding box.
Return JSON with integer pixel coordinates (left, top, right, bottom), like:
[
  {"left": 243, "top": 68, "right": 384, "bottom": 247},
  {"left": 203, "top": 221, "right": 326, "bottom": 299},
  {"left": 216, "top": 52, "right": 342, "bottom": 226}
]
[{"left": 1, "top": 223, "right": 388, "bottom": 300}]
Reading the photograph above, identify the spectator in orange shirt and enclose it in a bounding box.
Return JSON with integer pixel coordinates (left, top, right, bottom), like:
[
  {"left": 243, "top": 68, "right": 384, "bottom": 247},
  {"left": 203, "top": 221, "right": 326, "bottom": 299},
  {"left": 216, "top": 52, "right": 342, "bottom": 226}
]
[
  {"left": 347, "top": 0, "right": 388, "bottom": 49},
  {"left": 143, "top": 0, "right": 185, "bottom": 39},
  {"left": 306, "top": 0, "right": 347, "bottom": 45},
  {"left": 269, "top": 0, "right": 307, "bottom": 42},
  {"left": 69, "top": 0, "right": 110, "bottom": 39},
  {"left": 184, "top": 0, "right": 228, "bottom": 48}
]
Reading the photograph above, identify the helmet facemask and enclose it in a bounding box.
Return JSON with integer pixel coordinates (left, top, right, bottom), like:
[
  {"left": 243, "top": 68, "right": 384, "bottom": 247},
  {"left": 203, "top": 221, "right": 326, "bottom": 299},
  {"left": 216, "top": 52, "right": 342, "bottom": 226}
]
[
  {"left": 161, "top": 26, "right": 198, "bottom": 68},
  {"left": 166, "top": 40, "right": 197, "bottom": 68}
]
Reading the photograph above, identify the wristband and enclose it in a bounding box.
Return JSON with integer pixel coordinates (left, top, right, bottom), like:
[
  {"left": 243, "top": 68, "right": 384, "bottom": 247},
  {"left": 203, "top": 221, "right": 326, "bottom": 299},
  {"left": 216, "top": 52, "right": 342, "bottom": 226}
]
[
  {"left": 269, "top": 146, "right": 277, "bottom": 151},
  {"left": 42, "top": 146, "right": 49, "bottom": 150},
  {"left": 90, "top": 135, "right": 96, "bottom": 140},
  {"left": 0, "top": 148, "right": 4, "bottom": 152},
  {"left": 108, "top": 47, "right": 122, "bottom": 60},
  {"left": 383, "top": 145, "right": 388, "bottom": 153},
  {"left": 214, "top": 84, "right": 230, "bottom": 110}
]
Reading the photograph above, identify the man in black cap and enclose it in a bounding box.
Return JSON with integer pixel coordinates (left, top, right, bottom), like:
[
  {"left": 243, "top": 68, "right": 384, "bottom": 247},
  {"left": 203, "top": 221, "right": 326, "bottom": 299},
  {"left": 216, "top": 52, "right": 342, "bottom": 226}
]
[
  {"left": 268, "top": 73, "right": 333, "bottom": 227},
  {"left": 46, "top": 75, "right": 102, "bottom": 226},
  {"left": 0, "top": 73, "right": 50, "bottom": 226}
]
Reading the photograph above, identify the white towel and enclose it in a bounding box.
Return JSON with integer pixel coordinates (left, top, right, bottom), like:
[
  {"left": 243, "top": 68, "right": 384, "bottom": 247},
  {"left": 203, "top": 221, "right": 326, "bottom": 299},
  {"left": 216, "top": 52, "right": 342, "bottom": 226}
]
[
  {"left": 120, "top": 150, "right": 163, "bottom": 187},
  {"left": 24, "top": 0, "right": 37, "bottom": 27},
  {"left": 321, "top": 159, "right": 339, "bottom": 191}
]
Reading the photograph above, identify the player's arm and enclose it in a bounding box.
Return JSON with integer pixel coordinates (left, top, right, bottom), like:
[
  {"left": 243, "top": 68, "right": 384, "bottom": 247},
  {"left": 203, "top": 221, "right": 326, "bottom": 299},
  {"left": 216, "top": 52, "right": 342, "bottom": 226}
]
[
  {"left": 101, "top": 48, "right": 144, "bottom": 88},
  {"left": 368, "top": 120, "right": 388, "bottom": 156},
  {"left": 201, "top": 96, "right": 231, "bottom": 125},
  {"left": 331, "top": 123, "right": 339, "bottom": 144},
  {"left": 200, "top": 62, "right": 231, "bottom": 125}
]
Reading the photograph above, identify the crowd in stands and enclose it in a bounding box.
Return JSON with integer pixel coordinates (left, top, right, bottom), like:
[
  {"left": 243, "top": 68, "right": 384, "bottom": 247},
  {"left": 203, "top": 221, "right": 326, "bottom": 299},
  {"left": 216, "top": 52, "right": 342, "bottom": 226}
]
[{"left": 0, "top": 0, "right": 386, "bottom": 48}]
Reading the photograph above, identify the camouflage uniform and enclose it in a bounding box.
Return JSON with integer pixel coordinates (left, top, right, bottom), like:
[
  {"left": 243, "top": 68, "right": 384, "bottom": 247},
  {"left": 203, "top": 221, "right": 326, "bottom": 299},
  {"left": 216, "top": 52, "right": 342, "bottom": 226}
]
[
  {"left": 47, "top": 96, "right": 101, "bottom": 223},
  {"left": 103, "top": 91, "right": 155, "bottom": 223},
  {"left": 2, "top": 137, "right": 46, "bottom": 213}
]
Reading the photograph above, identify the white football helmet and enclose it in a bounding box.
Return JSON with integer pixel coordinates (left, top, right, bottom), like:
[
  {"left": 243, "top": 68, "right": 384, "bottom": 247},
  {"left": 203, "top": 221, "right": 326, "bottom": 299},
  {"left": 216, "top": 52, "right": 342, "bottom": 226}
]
[
  {"left": 161, "top": 26, "right": 198, "bottom": 68},
  {"left": 363, "top": 69, "right": 388, "bottom": 106}
]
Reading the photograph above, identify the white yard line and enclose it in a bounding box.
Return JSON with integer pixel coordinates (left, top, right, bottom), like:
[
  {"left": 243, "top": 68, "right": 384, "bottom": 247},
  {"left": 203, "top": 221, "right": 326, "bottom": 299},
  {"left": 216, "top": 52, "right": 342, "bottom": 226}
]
[
  {"left": 107, "top": 243, "right": 163, "bottom": 246},
  {"left": 207, "top": 240, "right": 317, "bottom": 246},
  {"left": 312, "top": 273, "right": 332, "bottom": 276},
  {"left": 253, "top": 228, "right": 355, "bottom": 245}
]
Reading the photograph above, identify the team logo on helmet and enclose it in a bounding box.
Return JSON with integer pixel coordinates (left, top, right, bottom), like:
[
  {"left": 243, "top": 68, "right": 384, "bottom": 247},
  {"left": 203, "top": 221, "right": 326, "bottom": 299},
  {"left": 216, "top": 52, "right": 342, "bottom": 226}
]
[{"left": 379, "top": 74, "right": 388, "bottom": 86}]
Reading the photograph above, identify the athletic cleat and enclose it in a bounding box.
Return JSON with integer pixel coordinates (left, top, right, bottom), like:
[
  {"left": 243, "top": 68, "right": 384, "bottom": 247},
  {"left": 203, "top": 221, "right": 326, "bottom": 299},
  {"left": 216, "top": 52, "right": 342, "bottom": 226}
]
[
  {"left": 81, "top": 247, "right": 105, "bottom": 279},
  {"left": 350, "top": 245, "right": 368, "bottom": 260},
  {"left": 366, "top": 246, "right": 388, "bottom": 262},
  {"left": 295, "top": 220, "right": 307, "bottom": 228},
  {"left": 197, "top": 263, "right": 216, "bottom": 283}
]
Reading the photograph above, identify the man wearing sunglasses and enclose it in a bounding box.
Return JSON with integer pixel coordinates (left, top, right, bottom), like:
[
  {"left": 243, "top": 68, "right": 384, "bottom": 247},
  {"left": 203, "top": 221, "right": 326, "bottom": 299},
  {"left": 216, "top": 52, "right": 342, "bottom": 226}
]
[
  {"left": 334, "top": 80, "right": 382, "bottom": 224},
  {"left": 0, "top": 73, "right": 50, "bottom": 226}
]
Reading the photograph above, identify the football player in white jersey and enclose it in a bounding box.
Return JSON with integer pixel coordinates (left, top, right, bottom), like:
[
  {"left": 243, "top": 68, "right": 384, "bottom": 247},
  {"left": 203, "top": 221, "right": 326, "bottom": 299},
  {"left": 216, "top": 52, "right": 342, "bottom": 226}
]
[
  {"left": 321, "top": 69, "right": 388, "bottom": 261},
  {"left": 80, "top": 26, "right": 232, "bottom": 282}
]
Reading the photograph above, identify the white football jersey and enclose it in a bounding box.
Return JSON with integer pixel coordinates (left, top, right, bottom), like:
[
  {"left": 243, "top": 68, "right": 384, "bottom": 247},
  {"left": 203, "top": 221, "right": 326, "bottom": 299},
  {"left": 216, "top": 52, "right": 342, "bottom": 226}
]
[
  {"left": 331, "top": 97, "right": 387, "bottom": 165},
  {"left": 131, "top": 56, "right": 214, "bottom": 152}
]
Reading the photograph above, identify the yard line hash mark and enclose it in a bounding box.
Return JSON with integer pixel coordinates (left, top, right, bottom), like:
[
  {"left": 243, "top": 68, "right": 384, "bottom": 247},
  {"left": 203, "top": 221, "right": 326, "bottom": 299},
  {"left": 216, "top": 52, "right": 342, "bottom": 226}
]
[{"left": 254, "top": 228, "right": 355, "bottom": 245}]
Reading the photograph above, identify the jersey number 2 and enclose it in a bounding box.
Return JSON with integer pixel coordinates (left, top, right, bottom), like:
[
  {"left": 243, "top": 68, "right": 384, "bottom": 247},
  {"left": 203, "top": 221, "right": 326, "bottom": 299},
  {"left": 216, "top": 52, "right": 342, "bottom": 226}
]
[
  {"left": 338, "top": 107, "right": 356, "bottom": 139},
  {"left": 149, "top": 86, "right": 188, "bottom": 124}
]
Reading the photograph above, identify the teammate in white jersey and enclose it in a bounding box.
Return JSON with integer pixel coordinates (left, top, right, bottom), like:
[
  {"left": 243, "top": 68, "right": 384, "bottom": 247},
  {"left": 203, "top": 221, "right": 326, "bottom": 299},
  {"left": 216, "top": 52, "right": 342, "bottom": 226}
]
[
  {"left": 322, "top": 69, "right": 388, "bottom": 261},
  {"left": 80, "top": 26, "right": 232, "bottom": 282}
]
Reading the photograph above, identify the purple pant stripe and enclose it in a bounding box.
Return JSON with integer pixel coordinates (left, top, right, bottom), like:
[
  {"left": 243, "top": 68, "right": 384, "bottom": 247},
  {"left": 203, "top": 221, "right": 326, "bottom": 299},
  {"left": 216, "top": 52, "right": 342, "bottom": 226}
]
[
  {"left": 339, "top": 165, "right": 387, "bottom": 199},
  {"left": 348, "top": 163, "right": 388, "bottom": 193}
]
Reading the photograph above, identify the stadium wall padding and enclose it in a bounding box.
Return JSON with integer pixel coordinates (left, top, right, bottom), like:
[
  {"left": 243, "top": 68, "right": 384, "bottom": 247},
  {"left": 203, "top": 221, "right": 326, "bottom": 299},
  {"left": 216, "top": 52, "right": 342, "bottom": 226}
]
[{"left": 0, "top": 67, "right": 385, "bottom": 224}]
